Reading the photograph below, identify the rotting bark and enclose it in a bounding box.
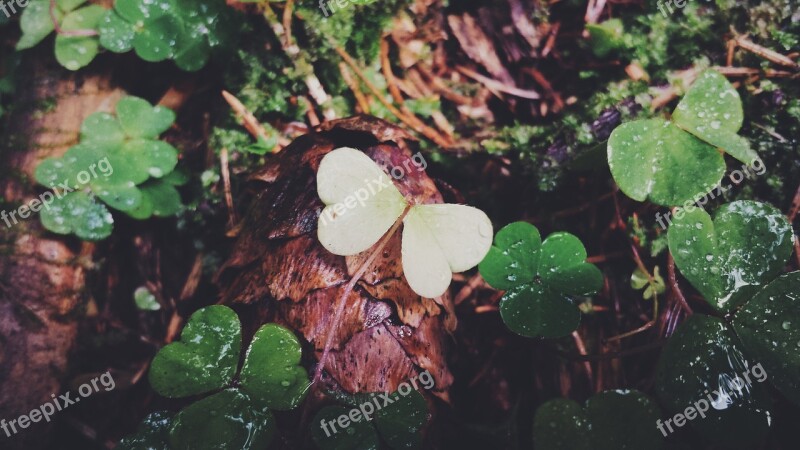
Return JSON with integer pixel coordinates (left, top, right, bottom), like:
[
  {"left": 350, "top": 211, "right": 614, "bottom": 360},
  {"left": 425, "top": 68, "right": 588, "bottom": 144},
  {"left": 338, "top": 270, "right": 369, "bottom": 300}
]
[
  {"left": 218, "top": 116, "right": 455, "bottom": 403},
  {"left": 0, "top": 55, "right": 124, "bottom": 450}
]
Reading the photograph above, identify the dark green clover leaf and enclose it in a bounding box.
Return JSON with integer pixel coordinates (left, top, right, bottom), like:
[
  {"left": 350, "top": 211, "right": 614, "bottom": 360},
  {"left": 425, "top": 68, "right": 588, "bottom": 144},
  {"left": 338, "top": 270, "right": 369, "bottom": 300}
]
[
  {"left": 608, "top": 70, "right": 757, "bottom": 207},
  {"left": 169, "top": 389, "right": 276, "bottom": 450},
  {"left": 149, "top": 305, "right": 241, "bottom": 398},
  {"left": 117, "top": 411, "right": 172, "bottom": 450},
  {"left": 40, "top": 191, "right": 113, "bottom": 241},
  {"left": 134, "top": 179, "right": 182, "bottom": 219},
  {"left": 311, "top": 389, "right": 428, "bottom": 450},
  {"left": 734, "top": 272, "right": 800, "bottom": 406},
  {"left": 479, "top": 222, "right": 603, "bottom": 338},
  {"left": 533, "top": 390, "right": 664, "bottom": 450},
  {"left": 668, "top": 200, "right": 793, "bottom": 313},
  {"left": 312, "top": 406, "right": 379, "bottom": 450},
  {"left": 656, "top": 314, "right": 772, "bottom": 449},
  {"left": 372, "top": 388, "right": 427, "bottom": 449},
  {"left": 240, "top": 323, "right": 310, "bottom": 410},
  {"left": 54, "top": 5, "right": 105, "bottom": 71}
]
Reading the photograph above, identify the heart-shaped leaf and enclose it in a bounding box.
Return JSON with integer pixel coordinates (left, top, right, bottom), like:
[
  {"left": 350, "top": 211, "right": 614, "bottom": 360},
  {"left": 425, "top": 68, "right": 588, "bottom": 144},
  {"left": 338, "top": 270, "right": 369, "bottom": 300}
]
[
  {"left": 734, "top": 272, "right": 800, "bottom": 406},
  {"left": 311, "top": 406, "right": 379, "bottom": 450},
  {"left": 117, "top": 411, "right": 172, "bottom": 450},
  {"left": 169, "top": 389, "right": 275, "bottom": 450},
  {"left": 372, "top": 388, "right": 428, "bottom": 449},
  {"left": 672, "top": 70, "right": 757, "bottom": 165},
  {"left": 668, "top": 200, "right": 793, "bottom": 313},
  {"left": 133, "top": 14, "right": 181, "bottom": 62},
  {"left": 656, "top": 314, "right": 772, "bottom": 449},
  {"left": 40, "top": 191, "right": 113, "bottom": 241},
  {"left": 533, "top": 390, "right": 664, "bottom": 450},
  {"left": 479, "top": 222, "right": 603, "bottom": 338},
  {"left": 532, "top": 399, "right": 591, "bottom": 450},
  {"left": 608, "top": 118, "right": 725, "bottom": 206},
  {"left": 115, "top": 0, "right": 172, "bottom": 23},
  {"left": 240, "top": 323, "right": 310, "bottom": 410},
  {"left": 138, "top": 180, "right": 182, "bottom": 217},
  {"left": 54, "top": 5, "right": 105, "bottom": 71},
  {"left": 149, "top": 305, "right": 241, "bottom": 398},
  {"left": 80, "top": 112, "right": 126, "bottom": 147},
  {"left": 98, "top": 10, "right": 136, "bottom": 53},
  {"left": 121, "top": 139, "right": 178, "bottom": 178},
  {"left": 91, "top": 179, "right": 142, "bottom": 212},
  {"left": 607, "top": 70, "right": 759, "bottom": 206},
  {"left": 116, "top": 96, "right": 176, "bottom": 139},
  {"left": 17, "top": 0, "right": 62, "bottom": 50}
]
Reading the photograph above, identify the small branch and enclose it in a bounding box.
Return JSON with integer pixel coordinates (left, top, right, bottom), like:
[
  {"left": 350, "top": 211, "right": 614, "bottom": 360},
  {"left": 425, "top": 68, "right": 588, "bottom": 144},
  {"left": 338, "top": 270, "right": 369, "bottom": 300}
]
[
  {"left": 667, "top": 253, "right": 692, "bottom": 314},
  {"left": 456, "top": 65, "right": 540, "bottom": 100},
  {"left": 221, "top": 90, "right": 288, "bottom": 150},
  {"left": 335, "top": 46, "right": 454, "bottom": 148},
  {"left": 312, "top": 207, "right": 410, "bottom": 385},
  {"left": 731, "top": 30, "right": 800, "bottom": 70},
  {"left": 220, "top": 148, "right": 237, "bottom": 230}
]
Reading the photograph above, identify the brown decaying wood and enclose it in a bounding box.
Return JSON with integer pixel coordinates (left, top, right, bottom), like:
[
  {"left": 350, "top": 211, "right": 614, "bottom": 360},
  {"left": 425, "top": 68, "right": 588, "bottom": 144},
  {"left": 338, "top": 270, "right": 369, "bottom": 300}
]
[{"left": 218, "top": 116, "right": 454, "bottom": 405}]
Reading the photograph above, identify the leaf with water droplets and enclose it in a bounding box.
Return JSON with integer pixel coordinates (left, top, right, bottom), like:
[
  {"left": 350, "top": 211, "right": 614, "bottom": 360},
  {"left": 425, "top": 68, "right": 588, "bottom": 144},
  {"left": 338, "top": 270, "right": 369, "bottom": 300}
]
[
  {"left": 117, "top": 411, "right": 172, "bottom": 450},
  {"left": 240, "top": 323, "right": 309, "bottom": 410},
  {"left": 373, "top": 388, "right": 428, "bottom": 449},
  {"left": 17, "top": 0, "right": 62, "bottom": 50},
  {"left": 169, "top": 389, "right": 275, "bottom": 450},
  {"left": 98, "top": 10, "right": 136, "bottom": 53},
  {"left": 656, "top": 314, "right": 772, "bottom": 449},
  {"left": 149, "top": 305, "right": 241, "bottom": 398},
  {"left": 116, "top": 96, "right": 176, "bottom": 139},
  {"left": 734, "top": 272, "right": 800, "bottom": 406},
  {"left": 311, "top": 406, "right": 379, "bottom": 450},
  {"left": 54, "top": 5, "right": 105, "bottom": 71},
  {"left": 479, "top": 222, "right": 602, "bottom": 338},
  {"left": 533, "top": 391, "right": 664, "bottom": 450},
  {"left": 668, "top": 200, "right": 793, "bottom": 313},
  {"left": 672, "top": 70, "right": 757, "bottom": 165},
  {"left": 608, "top": 118, "right": 725, "bottom": 206},
  {"left": 40, "top": 191, "right": 113, "bottom": 241}
]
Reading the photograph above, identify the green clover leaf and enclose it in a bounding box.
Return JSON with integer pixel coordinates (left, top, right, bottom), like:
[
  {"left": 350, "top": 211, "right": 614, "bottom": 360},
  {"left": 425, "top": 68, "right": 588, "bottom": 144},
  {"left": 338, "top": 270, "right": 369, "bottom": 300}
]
[
  {"left": 668, "top": 200, "right": 793, "bottom": 313},
  {"left": 311, "top": 406, "right": 379, "bottom": 450},
  {"left": 311, "top": 389, "right": 428, "bottom": 450},
  {"left": 39, "top": 191, "right": 113, "bottom": 241},
  {"left": 240, "top": 324, "right": 310, "bottom": 411},
  {"left": 149, "top": 305, "right": 242, "bottom": 398},
  {"left": 116, "top": 96, "right": 176, "bottom": 139},
  {"left": 608, "top": 70, "right": 758, "bottom": 207},
  {"left": 117, "top": 411, "right": 172, "bottom": 450},
  {"left": 169, "top": 389, "right": 276, "bottom": 450},
  {"left": 734, "top": 272, "right": 800, "bottom": 406},
  {"left": 672, "top": 70, "right": 758, "bottom": 165},
  {"left": 54, "top": 5, "right": 105, "bottom": 71},
  {"left": 479, "top": 222, "right": 603, "bottom": 338},
  {"left": 656, "top": 314, "right": 773, "bottom": 449},
  {"left": 533, "top": 390, "right": 664, "bottom": 450}
]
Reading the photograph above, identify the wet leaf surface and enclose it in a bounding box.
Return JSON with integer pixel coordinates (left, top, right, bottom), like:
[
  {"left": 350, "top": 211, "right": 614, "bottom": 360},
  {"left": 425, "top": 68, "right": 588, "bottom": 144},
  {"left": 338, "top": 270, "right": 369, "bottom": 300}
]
[
  {"left": 656, "top": 314, "right": 772, "bottom": 449},
  {"left": 240, "top": 323, "right": 310, "bottom": 410},
  {"left": 669, "top": 200, "right": 793, "bottom": 313},
  {"left": 734, "top": 272, "right": 800, "bottom": 406},
  {"left": 149, "top": 305, "right": 241, "bottom": 398},
  {"left": 169, "top": 389, "right": 275, "bottom": 450},
  {"left": 479, "top": 221, "right": 602, "bottom": 338}
]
